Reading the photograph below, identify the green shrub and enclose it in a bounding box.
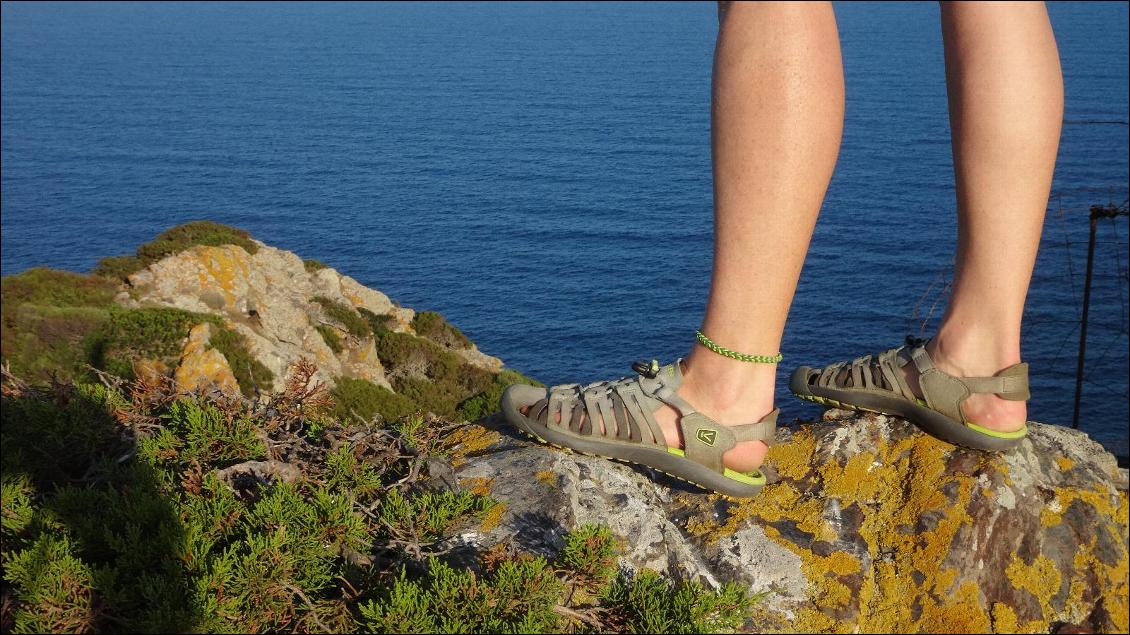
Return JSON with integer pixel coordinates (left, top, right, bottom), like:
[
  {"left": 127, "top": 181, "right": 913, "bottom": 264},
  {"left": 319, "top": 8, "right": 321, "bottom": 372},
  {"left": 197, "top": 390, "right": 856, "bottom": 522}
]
[
  {"left": 303, "top": 258, "right": 329, "bottom": 273},
  {"left": 556, "top": 524, "right": 617, "bottom": 583},
  {"left": 84, "top": 307, "right": 208, "bottom": 379},
  {"left": 602, "top": 571, "right": 755, "bottom": 634},
  {"left": 360, "top": 557, "right": 563, "bottom": 634},
  {"left": 1, "top": 267, "right": 117, "bottom": 309},
  {"left": 90, "top": 221, "right": 258, "bottom": 280},
  {"left": 92, "top": 254, "right": 145, "bottom": 280},
  {"left": 358, "top": 307, "right": 396, "bottom": 337},
  {"left": 137, "top": 221, "right": 258, "bottom": 262},
  {"left": 330, "top": 377, "right": 417, "bottom": 423},
  {"left": 456, "top": 368, "right": 544, "bottom": 421},
  {"left": 0, "top": 267, "right": 116, "bottom": 382},
  {"left": 208, "top": 326, "right": 275, "bottom": 396},
  {"left": 411, "top": 310, "right": 472, "bottom": 349},
  {"left": 312, "top": 296, "right": 371, "bottom": 339},
  {"left": 316, "top": 324, "right": 344, "bottom": 354},
  {"left": 1, "top": 370, "right": 759, "bottom": 634}
]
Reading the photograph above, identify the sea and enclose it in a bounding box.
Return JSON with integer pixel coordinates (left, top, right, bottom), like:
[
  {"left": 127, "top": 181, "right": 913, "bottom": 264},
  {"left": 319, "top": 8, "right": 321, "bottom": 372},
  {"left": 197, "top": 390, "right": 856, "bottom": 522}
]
[{"left": 3, "top": 1, "right": 1127, "bottom": 456}]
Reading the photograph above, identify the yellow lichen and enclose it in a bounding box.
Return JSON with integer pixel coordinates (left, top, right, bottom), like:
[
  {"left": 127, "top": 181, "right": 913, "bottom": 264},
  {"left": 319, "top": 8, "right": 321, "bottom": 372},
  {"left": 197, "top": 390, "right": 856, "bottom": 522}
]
[
  {"left": 443, "top": 424, "right": 500, "bottom": 468},
  {"left": 1006, "top": 553, "right": 1061, "bottom": 619},
  {"left": 535, "top": 470, "right": 558, "bottom": 487},
  {"left": 459, "top": 477, "right": 494, "bottom": 498},
  {"left": 766, "top": 428, "right": 817, "bottom": 481},
  {"left": 1055, "top": 456, "right": 1075, "bottom": 471},
  {"left": 479, "top": 501, "right": 507, "bottom": 532}
]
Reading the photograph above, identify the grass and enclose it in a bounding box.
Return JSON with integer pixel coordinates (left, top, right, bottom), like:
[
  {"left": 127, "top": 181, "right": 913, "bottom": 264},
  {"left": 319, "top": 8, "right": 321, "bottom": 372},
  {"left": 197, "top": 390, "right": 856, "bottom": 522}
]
[{"left": 0, "top": 367, "right": 757, "bottom": 633}]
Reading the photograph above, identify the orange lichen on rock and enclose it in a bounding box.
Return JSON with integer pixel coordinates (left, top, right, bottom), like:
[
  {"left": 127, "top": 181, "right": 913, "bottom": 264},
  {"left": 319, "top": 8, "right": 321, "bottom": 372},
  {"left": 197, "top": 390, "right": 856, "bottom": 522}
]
[
  {"left": 175, "top": 323, "right": 240, "bottom": 396},
  {"left": 442, "top": 424, "right": 500, "bottom": 468},
  {"left": 479, "top": 501, "right": 507, "bottom": 532},
  {"left": 194, "top": 245, "right": 251, "bottom": 307}
]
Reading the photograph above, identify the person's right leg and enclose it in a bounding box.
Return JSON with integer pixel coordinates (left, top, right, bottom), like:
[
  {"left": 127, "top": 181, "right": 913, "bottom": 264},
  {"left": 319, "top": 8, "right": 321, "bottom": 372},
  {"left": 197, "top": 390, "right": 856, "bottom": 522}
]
[{"left": 919, "top": 1, "right": 1063, "bottom": 431}]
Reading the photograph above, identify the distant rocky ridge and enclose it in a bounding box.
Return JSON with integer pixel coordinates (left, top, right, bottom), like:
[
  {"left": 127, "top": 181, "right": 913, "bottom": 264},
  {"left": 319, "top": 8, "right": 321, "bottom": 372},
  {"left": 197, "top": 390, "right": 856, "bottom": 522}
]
[{"left": 116, "top": 240, "right": 501, "bottom": 394}]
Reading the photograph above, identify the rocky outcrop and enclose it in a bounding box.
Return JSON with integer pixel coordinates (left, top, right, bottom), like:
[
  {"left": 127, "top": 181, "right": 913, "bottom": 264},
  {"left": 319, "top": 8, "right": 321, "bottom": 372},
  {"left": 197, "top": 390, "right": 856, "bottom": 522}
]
[
  {"left": 174, "top": 323, "right": 240, "bottom": 395},
  {"left": 115, "top": 241, "right": 502, "bottom": 392},
  {"left": 453, "top": 410, "right": 1129, "bottom": 633}
]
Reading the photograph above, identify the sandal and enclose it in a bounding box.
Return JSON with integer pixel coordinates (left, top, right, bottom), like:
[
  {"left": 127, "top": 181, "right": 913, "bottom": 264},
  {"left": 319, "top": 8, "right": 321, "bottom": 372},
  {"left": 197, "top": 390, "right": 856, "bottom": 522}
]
[
  {"left": 501, "top": 359, "right": 777, "bottom": 498},
  {"left": 789, "top": 338, "right": 1030, "bottom": 451}
]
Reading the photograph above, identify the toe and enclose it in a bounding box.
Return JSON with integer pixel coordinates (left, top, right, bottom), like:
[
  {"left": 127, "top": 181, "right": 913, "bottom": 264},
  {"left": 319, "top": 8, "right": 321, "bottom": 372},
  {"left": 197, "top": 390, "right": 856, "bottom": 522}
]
[{"left": 502, "top": 384, "right": 547, "bottom": 422}]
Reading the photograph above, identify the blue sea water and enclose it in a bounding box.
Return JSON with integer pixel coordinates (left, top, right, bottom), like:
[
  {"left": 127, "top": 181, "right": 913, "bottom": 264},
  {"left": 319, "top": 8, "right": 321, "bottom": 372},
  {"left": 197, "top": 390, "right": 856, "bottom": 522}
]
[{"left": 3, "top": 2, "right": 1127, "bottom": 455}]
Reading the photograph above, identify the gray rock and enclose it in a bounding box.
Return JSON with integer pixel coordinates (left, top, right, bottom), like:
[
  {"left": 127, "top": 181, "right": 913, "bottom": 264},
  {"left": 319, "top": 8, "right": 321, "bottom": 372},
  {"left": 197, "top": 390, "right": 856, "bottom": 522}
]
[{"left": 452, "top": 413, "right": 1130, "bottom": 633}]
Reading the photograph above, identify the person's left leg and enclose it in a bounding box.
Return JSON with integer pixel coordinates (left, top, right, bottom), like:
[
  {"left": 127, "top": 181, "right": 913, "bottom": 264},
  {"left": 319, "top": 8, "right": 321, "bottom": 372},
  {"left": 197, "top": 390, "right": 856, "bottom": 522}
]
[
  {"left": 510, "top": 1, "right": 844, "bottom": 480},
  {"left": 655, "top": 0, "right": 844, "bottom": 473}
]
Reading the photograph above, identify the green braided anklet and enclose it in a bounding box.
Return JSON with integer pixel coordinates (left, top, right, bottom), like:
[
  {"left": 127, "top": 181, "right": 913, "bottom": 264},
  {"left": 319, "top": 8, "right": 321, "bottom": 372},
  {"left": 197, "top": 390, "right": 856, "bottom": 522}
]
[{"left": 695, "top": 330, "right": 782, "bottom": 364}]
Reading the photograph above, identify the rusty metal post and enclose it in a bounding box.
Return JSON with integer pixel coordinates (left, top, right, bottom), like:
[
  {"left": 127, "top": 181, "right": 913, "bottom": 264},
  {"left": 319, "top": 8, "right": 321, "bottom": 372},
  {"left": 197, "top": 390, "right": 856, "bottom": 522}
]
[{"left": 1071, "top": 208, "right": 1100, "bottom": 429}]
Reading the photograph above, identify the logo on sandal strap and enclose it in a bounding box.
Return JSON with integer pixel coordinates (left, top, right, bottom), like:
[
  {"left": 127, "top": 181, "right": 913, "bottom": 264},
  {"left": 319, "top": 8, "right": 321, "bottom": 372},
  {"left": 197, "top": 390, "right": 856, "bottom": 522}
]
[{"left": 696, "top": 429, "right": 717, "bottom": 446}]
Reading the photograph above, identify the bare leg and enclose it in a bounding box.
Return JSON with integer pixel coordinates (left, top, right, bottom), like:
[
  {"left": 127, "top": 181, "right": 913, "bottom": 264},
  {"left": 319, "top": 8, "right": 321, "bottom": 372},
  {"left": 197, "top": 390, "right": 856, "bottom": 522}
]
[
  {"left": 520, "top": 1, "right": 843, "bottom": 473},
  {"left": 659, "top": 1, "right": 844, "bottom": 472},
  {"left": 919, "top": 1, "right": 1063, "bottom": 431}
]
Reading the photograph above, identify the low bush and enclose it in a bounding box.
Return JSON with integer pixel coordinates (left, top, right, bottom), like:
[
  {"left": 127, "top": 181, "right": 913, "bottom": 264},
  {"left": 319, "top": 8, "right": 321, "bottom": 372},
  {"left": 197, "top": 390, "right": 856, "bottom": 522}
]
[
  {"left": 83, "top": 307, "right": 207, "bottom": 379},
  {"left": 0, "top": 365, "right": 757, "bottom": 633},
  {"left": 313, "top": 296, "right": 371, "bottom": 339},
  {"left": 303, "top": 258, "right": 329, "bottom": 273},
  {"left": 93, "top": 221, "right": 259, "bottom": 280},
  {"left": 330, "top": 377, "right": 418, "bottom": 423},
  {"left": 316, "top": 324, "right": 345, "bottom": 354},
  {"left": 411, "top": 310, "right": 472, "bottom": 350},
  {"left": 207, "top": 325, "right": 275, "bottom": 397}
]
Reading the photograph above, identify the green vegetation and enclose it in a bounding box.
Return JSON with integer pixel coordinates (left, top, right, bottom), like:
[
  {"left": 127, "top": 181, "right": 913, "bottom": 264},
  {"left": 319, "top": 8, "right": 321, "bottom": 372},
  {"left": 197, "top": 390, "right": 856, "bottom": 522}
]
[
  {"left": 330, "top": 377, "right": 417, "bottom": 423},
  {"left": 3, "top": 255, "right": 272, "bottom": 395},
  {"left": 317, "top": 324, "right": 345, "bottom": 354},
  {"left": 358, "top": 307, "right": 396, "bottom": 337},
  {"left": 84, "top": 306, "right": 211, "bottom": 379},
  {"left": 207, "top": 326, "right": 275, "bottom": 397},
  {"left": 303, "top": 258, "right": 329, "bottom": 273},
  {"left": 313, "top": 296, "right": 371, "bottom": 339},
  {"left": 456, "top": 368, "right": 542, "bottom": 421},
  {"left": 411, "top": 310, "right": 472, "bottom": 349},
  {"left": 94, "top": 221, "right": 259, "bottom": 280},
  {"left": 1, "top": 367, "right": 757, "bottom": 633},
  {"left": 1, "top": 269, "right": 117, "bottom": 380}
]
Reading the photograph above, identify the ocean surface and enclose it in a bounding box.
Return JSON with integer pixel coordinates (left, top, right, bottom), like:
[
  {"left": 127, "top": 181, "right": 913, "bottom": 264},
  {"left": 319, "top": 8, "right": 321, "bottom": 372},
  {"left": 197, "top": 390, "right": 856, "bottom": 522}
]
[{"left": 3, "top": 2, "right": 1127, "bottom": 455}]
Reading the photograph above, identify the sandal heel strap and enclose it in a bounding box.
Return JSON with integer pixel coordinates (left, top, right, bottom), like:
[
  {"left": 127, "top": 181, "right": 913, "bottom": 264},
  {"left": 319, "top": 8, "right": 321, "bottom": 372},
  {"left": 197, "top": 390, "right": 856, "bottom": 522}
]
[{"left": 730, "top": 409, "right": 779, "bottom": 446}]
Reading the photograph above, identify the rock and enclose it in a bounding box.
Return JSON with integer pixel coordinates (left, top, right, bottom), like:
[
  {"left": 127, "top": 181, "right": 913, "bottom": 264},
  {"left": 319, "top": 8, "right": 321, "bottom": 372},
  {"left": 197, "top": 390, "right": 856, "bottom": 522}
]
[
  {"left": 122, "top": 242, "right": 405, "bottom": 391},
  {"left": 453, "top": 412, "right": 1129, "bottom": 634},
  {"left": 174, "top": 323, "right": 240, "bottom": 396}
]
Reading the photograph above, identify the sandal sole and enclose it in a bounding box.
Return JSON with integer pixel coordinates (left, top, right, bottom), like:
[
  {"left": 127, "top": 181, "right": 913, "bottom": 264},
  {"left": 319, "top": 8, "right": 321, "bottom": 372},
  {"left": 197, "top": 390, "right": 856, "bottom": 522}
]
[
  {"left": 789, "top": 368, "right": 1026, "bottom": 452},
  {"left": 502, "top": 399, "right": 765, "bottom": 499}
]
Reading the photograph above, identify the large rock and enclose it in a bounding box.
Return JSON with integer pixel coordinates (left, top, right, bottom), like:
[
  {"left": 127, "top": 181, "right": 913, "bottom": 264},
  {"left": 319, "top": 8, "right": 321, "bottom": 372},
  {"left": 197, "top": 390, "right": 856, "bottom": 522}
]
[
  {"left": 120, "top": 241, "right": 503, "bottom": 392},
  {"left": 174, "top": 323, "right": 240, "bottom": 396},
  {"left": 453, "top": 411, "right": 1129, "bottom": 633}
]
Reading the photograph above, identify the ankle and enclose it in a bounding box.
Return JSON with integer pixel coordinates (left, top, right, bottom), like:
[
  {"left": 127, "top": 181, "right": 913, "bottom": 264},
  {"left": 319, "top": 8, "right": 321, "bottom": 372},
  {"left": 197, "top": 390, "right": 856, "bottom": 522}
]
[
  {"left": 928, "top": 329, "right": 1021, "bottom": 378},
  {"left": 680, "top": 349, "right": 776, "bottom": 422}
]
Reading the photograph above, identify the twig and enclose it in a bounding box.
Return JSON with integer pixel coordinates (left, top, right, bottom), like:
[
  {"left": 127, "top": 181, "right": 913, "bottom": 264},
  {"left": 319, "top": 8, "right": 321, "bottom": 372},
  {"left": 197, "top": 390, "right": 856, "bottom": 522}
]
[
  {"left": 283, "top": 583, "right": 331, "bottom": 634},
  {"left": 553, "top": 604, "right": 606, "bottom": 630}
]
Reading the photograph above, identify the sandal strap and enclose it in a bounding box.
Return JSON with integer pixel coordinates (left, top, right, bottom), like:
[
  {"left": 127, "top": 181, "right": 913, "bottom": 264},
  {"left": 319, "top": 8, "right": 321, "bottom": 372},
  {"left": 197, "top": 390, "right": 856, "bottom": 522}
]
[
  {"left": 910, "top": 345, "right": 1030, "bottom": 421},
  {"left": 646, "top": 365, "right": 778, "bottom": 475}
]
